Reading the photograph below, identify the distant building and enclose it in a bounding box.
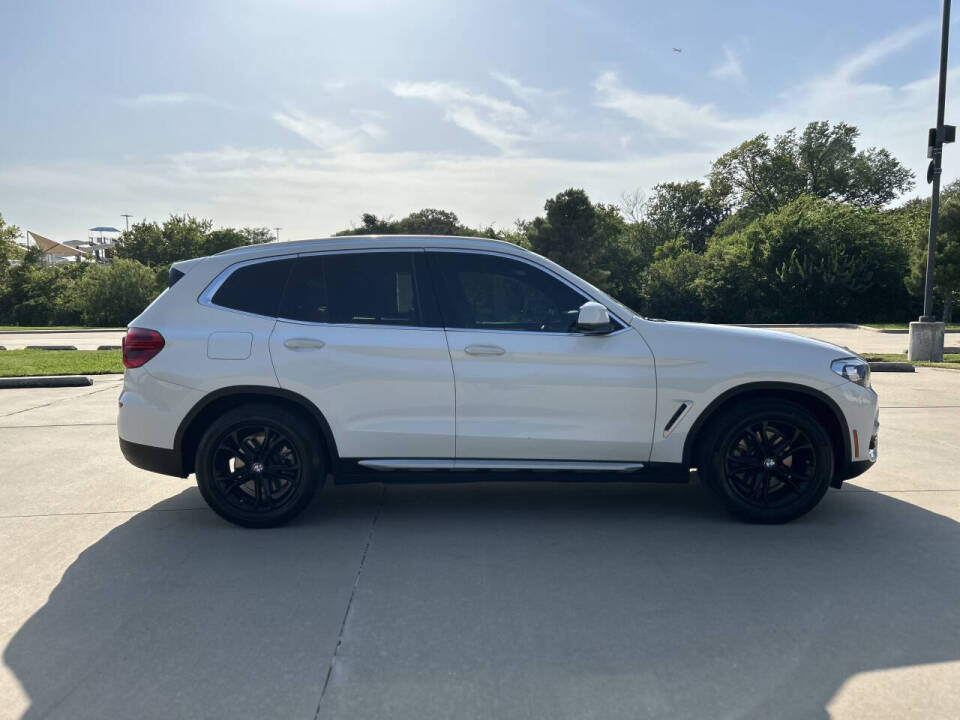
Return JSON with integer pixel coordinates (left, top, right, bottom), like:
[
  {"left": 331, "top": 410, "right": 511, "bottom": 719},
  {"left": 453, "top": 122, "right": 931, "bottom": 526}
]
[{"left": 25, "top": 226, "right": 119, "bottom": 264}]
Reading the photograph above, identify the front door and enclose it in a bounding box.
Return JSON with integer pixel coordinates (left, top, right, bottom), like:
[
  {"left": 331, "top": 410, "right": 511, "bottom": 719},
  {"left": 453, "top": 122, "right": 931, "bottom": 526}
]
[
  {"left": 270, "top": 250, "right": 455, "bottom": 459},
  {"left": 428, "top": 250, "right": 657, "bottom": 462}
]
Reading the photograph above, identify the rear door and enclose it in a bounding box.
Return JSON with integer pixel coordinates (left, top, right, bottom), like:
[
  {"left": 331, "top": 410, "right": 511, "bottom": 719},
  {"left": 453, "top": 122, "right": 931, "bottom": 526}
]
[
  {"left": 269, "top": 250, "right": 455, "bottom": 459},
  {"left": 429, "top": 250, "right": 657, "bottom": 462}
]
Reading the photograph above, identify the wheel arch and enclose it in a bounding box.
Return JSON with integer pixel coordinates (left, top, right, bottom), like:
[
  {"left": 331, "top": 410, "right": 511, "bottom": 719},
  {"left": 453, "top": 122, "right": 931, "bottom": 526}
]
[
  {"left": 681, "top": 382, "right": 850, "bottom": 478},
  {"left": 175, "top": 386, "right": 340, "bottom": 476}
]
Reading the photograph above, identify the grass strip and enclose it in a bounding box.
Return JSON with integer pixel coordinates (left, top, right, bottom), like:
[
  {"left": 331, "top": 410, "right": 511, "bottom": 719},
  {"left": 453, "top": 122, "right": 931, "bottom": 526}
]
[{"left": 0, "top": 349, "right": 123, "bottom": 377}]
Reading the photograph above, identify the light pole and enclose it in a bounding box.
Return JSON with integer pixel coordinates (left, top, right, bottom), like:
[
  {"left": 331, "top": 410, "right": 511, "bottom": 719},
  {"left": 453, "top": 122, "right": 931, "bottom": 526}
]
[
  {"left": 274, "top": 227, "right": 281, "bottom": 242},
  {"left": 121, "top": 214, "right": 133, "bottom": 231},
  {"left": 911, "top": 0, "right": 954, "bottom": 361}
]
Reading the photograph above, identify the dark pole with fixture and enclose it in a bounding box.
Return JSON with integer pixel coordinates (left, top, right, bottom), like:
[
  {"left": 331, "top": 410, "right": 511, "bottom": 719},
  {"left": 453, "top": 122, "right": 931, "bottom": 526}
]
[{"left": 922, "top": 0, "right": 954, "bottom": 321}]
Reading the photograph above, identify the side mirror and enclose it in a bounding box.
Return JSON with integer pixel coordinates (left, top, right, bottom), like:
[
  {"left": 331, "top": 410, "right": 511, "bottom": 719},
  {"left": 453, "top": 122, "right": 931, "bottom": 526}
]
[{"left": 577, "top": 301, "right": 613, "bottom": 334}]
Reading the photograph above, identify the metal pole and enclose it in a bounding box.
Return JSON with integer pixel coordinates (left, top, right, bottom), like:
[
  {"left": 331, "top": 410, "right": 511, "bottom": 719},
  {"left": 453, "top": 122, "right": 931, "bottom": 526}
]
[
  {"left": 274, "top": 227, "right": 281, "bottom": 242},
  {"left": 121, "top": 214, "right": 132, "bottom": 231},
  {"left": 922, "top": 0, "right": 952, "bottom": 321}
]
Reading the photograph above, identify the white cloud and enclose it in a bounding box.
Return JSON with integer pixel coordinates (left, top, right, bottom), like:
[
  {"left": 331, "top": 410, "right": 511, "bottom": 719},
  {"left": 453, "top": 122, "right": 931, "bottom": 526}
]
[
  {"left": 594, "top": 71, "right": 743, "bottom": 142},
  {"left": 0, "top": 147, "right": 715, "bottom": 240},
  {"left": 272, "top": 107, "right": 385, "bottom": 152},
  {"left": 711, "top": 46, "right": 744, "bottom": 82},
  {"left": 392, "top": 80, "right": 531, "bottom": 152},
  {"left": 594, "top": 19, "right": 952, "bottom": 189},
  {"left": 9, "top": 21, "right": 955, "bottom": 243},
  {"left": 490, "top": 72, "right": 547, "bottom": 103},
  {"left": 834, "top": 21, "right": 936, "bottom": 82}
]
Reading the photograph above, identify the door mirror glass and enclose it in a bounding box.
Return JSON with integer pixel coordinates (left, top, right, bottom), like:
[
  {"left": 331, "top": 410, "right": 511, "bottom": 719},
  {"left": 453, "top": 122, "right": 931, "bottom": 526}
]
[{"left": 577, "top": 301, "right": 612, "bottom": 334}]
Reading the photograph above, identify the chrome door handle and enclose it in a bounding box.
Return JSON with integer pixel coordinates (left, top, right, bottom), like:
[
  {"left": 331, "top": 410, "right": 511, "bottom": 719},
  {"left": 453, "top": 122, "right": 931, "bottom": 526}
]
[
  {"left": 284, "top": 338, "right": 326, "bottom": 350},
  {"left": 464, "top": 344, "right": 505, "bottom": 356}
]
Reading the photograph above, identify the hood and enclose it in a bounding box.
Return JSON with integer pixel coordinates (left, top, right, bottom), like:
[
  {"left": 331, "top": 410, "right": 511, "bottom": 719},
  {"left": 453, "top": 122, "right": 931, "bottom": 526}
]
[{"left": 633, "top": 319, "right": 861, "bottom": 391}]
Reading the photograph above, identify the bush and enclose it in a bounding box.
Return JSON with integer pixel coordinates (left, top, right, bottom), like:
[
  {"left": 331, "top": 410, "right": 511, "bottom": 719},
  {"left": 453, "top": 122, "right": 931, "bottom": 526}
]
[{"left": 74, "top": 259, "right": 161, "bottom": 326}]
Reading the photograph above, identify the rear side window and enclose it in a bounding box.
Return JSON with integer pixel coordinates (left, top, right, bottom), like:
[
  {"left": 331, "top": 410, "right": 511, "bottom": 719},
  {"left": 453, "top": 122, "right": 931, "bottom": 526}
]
[
  {"left": 210, "top": 259, "right": 294, "bottom": 317},
  {"left": 280, "top": 252, "right": 431, "bottom": 326}
]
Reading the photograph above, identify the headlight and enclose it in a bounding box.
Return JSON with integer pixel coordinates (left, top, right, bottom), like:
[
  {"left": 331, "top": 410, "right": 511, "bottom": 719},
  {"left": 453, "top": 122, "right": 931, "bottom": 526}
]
[{"left": 831, "top": 357, "right": 871, "bottom": 388}]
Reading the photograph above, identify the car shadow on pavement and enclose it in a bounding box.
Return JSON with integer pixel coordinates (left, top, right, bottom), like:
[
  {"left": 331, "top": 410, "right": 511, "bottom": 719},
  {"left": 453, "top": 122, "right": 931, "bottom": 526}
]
[{"left": 5, "top": 480, "right": 960, "bottom": 719}]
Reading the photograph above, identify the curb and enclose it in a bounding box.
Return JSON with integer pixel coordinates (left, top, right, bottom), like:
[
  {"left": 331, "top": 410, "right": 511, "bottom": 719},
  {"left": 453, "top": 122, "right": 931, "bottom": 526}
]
[
  {"left": 0, "top": 376, "right": 93, "bottom": 389},
  {"left": 868, "top": 362, "right": 915, "bottom": 373},
  {"left": 25, "top": 345, "right": 78, "bottom": 351},
  {"left": 97, "top": 345, "right": 122, "bottom": 350}
]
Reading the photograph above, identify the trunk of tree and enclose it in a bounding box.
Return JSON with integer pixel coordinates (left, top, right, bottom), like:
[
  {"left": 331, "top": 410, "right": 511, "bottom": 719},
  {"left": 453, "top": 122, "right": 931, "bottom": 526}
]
[{"left": 944, "top": 290, "right": 954, "bottom": 324}]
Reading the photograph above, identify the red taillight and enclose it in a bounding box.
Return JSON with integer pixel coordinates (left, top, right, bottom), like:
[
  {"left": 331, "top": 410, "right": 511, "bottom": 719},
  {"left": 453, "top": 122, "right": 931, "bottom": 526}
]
[{"left": 122, "top": 327, "right": 165, "bottom": 368}]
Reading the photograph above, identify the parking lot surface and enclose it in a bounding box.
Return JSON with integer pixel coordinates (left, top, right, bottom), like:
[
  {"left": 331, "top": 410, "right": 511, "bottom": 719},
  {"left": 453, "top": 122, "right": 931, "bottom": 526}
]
[
  {"left": 0, "top": 330, "right": 125, "bottom": 350},
  {"left": 2, "top": 370, "right": 960, "bottom": 719},
  {"left": 754, "top": 325, "right": 960, "bottom": 354}
]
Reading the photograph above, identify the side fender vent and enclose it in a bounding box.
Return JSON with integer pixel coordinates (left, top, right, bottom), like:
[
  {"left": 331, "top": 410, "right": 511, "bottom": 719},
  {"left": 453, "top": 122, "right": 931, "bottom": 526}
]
[{"left": 663, "top": 402, "right": 691, "bottom": 437}]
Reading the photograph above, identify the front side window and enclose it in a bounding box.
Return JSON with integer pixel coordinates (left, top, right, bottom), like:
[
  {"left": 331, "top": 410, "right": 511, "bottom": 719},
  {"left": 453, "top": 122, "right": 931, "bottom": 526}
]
[
  {"left": 210, "top": 258, "right": 294, "bottom": 317},
  {"left": 431, "top": 252, "right": 588, "bottom": 332},
  {"left": 280, "top": 252, "right": 423, "bottom": 326}
]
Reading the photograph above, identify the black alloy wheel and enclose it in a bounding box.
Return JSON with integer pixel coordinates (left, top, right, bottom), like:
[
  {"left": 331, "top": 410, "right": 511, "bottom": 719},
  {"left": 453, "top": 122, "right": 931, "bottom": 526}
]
[
  {"left": 698, "top": 400, "right": 834, "bottom": 523},
  {"left": 722, "top": 419, "right": 817, "bottom": 510},
  {"left": 196, "top": 404, "right": 322, "bottom": 527},
  {"left": 212, "top": 424, "right": 302, "bottom": 515}
]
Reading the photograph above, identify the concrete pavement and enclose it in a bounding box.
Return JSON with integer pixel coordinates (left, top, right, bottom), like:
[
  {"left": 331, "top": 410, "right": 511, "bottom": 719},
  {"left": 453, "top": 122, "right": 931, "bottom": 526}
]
[
  {"left": 754, "top": 325, "right": 960, "bottom": 354},
  {"left": 1, "top": 371, "right": 960, "bottom": 718},
  {"left": 0, "top": 330, "right": 125, "bottom": 351}
]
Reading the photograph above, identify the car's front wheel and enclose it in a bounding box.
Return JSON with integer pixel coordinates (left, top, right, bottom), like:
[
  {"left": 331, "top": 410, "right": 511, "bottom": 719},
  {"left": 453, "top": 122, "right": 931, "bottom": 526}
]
[
  {"left": 195, "top": 403, "right": 323, "bottom": 528},
  {"left": 697, "top": 399, "right": 834, "bottom": 523}
]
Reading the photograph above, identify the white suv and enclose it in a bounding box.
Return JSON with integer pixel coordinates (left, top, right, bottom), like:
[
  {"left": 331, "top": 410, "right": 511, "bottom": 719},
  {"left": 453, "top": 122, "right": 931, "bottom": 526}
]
[{"left": 118, "top": 235, "right": 878, "bottom": 527}]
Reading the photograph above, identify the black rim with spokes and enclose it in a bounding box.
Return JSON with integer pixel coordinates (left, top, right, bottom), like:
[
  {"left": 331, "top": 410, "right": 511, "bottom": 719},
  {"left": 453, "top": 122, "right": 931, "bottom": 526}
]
[
  {"left": 722, "top": 419, "right": 817, "bottom": 509},
  {"left": 212, "top": 423, "right": 302, "bottom": 515}
]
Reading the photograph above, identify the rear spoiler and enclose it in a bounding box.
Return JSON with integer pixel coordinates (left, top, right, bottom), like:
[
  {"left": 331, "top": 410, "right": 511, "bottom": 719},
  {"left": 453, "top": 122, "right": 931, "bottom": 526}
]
[{"left": 167, "top": 257, "right": 204, "bottom": 287}]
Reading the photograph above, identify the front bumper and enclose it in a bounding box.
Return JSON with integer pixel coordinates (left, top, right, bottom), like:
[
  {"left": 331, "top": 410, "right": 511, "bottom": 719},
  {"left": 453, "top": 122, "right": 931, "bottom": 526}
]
[{"left": 822, "top": 380, "right": 879, "bottom": 484}]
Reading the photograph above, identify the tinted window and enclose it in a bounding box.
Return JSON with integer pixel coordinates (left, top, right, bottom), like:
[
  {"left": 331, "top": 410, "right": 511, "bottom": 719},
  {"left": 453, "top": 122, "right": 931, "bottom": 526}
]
[
  {"left": 431, "top": 252, "right": 587, "bottom": 332},
  {"left": 211, "top": 259, "right": 293, "bottom": 317},
  {"left": 281, "top": 252, "right": 424, "bottom": 326}
]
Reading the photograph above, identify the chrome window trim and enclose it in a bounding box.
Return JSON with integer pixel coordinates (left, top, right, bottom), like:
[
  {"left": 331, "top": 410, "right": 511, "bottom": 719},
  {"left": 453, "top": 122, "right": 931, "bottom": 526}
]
[
  {"left": 197, "top": 245, "right": 632, "bottom": 336},
  {"left": 197, "top": 255, "right": 295, "bottom": 320}
]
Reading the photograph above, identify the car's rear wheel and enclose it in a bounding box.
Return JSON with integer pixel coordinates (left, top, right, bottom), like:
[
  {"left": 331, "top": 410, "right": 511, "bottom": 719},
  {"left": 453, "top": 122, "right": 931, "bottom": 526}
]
[
  {"left": 195, "top": 403, "right": 322, "bottom": 528},
  {"left": 697, "top": 400, "right": 834, "bottom": 523}
]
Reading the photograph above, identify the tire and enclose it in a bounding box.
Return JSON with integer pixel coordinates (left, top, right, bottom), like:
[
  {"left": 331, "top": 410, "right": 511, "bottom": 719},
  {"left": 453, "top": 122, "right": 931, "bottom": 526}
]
[
  {"left": 696, "top": 399, "right": 834, "bottom": 523},
  {"left": 195, "top": 403, "right": 323, "bottom": 528}
]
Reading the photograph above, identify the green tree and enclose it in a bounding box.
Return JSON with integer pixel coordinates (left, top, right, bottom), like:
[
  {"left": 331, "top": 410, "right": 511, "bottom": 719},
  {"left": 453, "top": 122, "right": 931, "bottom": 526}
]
[
  {"left": 704, "top": 196, "right": 911, "bottom": 323},
  {"left": 640, "top": 239, "right": 707, "bottom": 320},
  {"left": 114, "top": 216, "right": 271, "bottom": 267},
  {"left": 905, "top": 183, "right": 960, "bottom": 322},
  {"left": 0, "top": 212, "right": 25, "bottom": 270},
  {"left": 711, "top": 122, "right": 914, "bottom": 221},
  {"left": 644, "top": 181, "right": 729, "bottom": 252},
  {"left": 74, "top": 259, "right": 160, "bottom": 326},
  {"left": 335, "top": 208, "right": 497, "bottom": 238},
  {"left": 525, "top": 189, "right": 615, "bottom": 289}
]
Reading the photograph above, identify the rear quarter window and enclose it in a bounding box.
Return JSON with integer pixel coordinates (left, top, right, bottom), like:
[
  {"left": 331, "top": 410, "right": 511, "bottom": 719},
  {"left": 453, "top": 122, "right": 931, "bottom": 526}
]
[{"left": 210, "top": 258, "right": 294, "bottom": 317}]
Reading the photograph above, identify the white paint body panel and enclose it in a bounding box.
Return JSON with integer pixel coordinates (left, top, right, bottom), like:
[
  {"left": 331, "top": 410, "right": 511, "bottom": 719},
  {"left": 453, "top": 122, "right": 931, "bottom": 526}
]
[
  {"left": 445, "top": 327, "right": 656, "bottom": 461},
  {"left": 269, "top": 322, "right": 455, "bottom": 458},
  {"left": 206, "top": 331, "right": 252, "bottom": 360},
  {"left": 633, "top": 318, "right": 876, "bottom": 464},
  {"left": 117, "top": 367, "right": 204, "bottom": 449}
]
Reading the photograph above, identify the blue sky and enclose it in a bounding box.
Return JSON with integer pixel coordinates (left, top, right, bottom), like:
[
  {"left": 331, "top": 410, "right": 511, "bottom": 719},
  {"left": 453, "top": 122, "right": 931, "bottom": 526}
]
[{"left": 0, "top": 0, "right": 955, "bottom": 240}]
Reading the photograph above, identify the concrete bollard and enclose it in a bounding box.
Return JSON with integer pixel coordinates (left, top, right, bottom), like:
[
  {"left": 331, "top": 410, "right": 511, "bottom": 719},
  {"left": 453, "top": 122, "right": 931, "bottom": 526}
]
[{"left": 908, "top": 321, "right": 945, "bottom": 362}]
